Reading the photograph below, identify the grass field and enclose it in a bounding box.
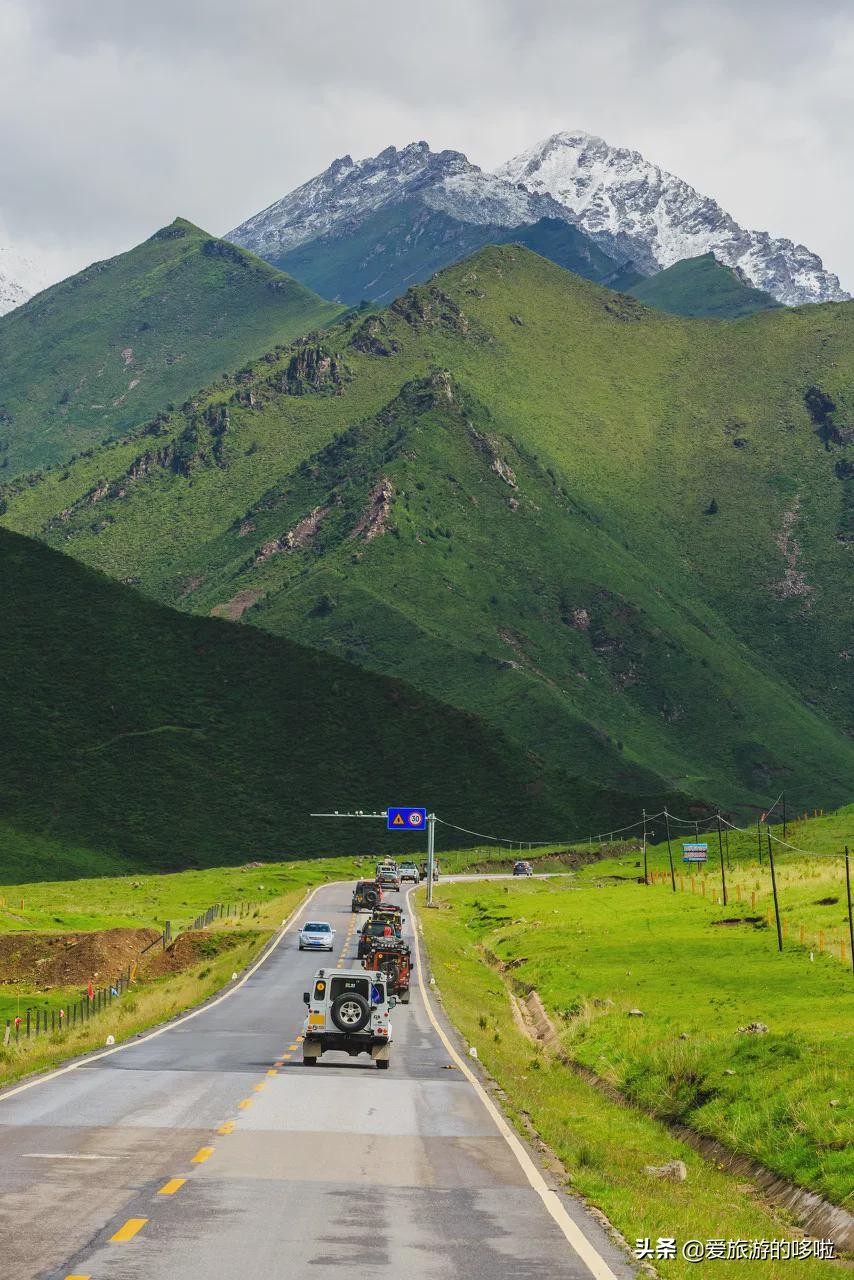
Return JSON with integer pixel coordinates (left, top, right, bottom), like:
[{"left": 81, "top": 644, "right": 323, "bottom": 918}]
[
  {"left": 419, "top": 883, "right": 849, "bottom": 1279},
  {"left": 419, "top": 875, "right": 852, "bottom": 1206},
  {"left": 433, "top": 805, "right": 854, "bottom": 966}
]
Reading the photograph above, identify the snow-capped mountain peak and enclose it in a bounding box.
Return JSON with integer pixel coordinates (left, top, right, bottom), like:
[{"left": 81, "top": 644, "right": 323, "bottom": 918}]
[
  {"left": 227, "top": 141, "right": 565, "bottom": 260},
  {"left": 497, "top": 132, "right": 849, "bottom": 306},
  {"left": 0, "top": 244, "right": 49, "bottom": 316}
]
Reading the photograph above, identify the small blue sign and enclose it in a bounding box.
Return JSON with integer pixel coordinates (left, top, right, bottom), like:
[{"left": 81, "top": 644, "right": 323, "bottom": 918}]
[
  {"left": 682, "top": 842, "right": 708, "bottom": 863},
  {"left": 387, "top": 807, "right": 427, "bottom": 831}
]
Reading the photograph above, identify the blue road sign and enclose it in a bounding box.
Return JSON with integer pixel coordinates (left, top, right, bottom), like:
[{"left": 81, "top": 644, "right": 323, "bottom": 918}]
[
  {"left": 682, "top": 842, "right": 708, "bottom": 863},
  {"left": 387, "top": 807, "right": 427, "bottom": 831}
]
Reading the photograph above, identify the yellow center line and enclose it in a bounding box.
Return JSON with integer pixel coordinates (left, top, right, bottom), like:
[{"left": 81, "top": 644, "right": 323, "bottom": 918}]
[
  {"left": 287, "top": 1043, "right": 298, "bottom": 1051},
  {"left": 253, "top": 1082, "right": 266, "bottom": 1092},
  {"left": 238, "top": 1098, "right": 253, "bottom": 1109},
  {"left": 65, "top": 1275, "right": 91, "bottom": 1279},
  {"left": 158, "top": 1178, "right": 186, "bottom": 1196},
  {"left": 280, "top": 1053, "right": 292, "bottom": 1060},
  {"left": 295, "top": 1034, "right": 304, "bottom": 1042},
  {"left": 191, "top": 1146, "right": 215, "bottom": 1164},
  {"left": 266, "top": 1068, "right": 278, "bottom": 1077},
  {"left": 110, "top": 1218, "right": 148, "bottom": 1243},
  {"left": 218, "top": 1121, "right": 236, "bottom": 1134}
]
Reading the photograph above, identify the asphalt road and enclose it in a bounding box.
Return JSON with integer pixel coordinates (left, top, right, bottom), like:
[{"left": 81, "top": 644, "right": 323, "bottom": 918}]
[{"left": 0, "top": 881, "right": 636, "bottom": 1280}]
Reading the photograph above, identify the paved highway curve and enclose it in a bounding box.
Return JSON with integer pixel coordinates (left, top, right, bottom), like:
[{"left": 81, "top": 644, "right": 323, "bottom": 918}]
[{"left": 0, "top": 881, "right": 636, "bottom": 1279}]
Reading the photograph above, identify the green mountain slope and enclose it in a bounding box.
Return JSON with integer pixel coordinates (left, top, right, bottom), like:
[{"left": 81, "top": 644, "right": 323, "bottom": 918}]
[
  {"left": 5, "top": 247, "right": 854, "bottom": 818},
  {"left": 0, "top": 218, "right": 340, "bottom": 478},
  {"left": 272, "top": 205, "right": 629, "bottom": 305},
  {"left": 629, "top": 252, "right": 781, "bottom": 318},
  {"left": 1, "top": 525, "right": 644, "bottom": 879}
]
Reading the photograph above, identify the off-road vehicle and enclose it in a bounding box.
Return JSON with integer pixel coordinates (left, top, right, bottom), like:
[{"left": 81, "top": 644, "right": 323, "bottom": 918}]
[
  {"left": 376, "top": 865, "right": 401, "bottom": 892},
  {"left": 398, "top": 861, "right": 419, "bottom": 883},
  {"left": 302, "top": 967, "right": 395, "bottom": 1068},
  {"left": 351, "top": 879, "right": 382, "bottom": 912},
  {"left": 357, "top": 915, "right": 400, "bottom": 958},
  {"left": 362, "top": 937, "right": 412, "bottom": 1003}
]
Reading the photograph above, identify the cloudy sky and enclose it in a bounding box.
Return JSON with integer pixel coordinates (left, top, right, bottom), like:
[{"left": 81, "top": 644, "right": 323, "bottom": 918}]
[{"left": 1, "top": 0, "right": 852, "bottom": 288}]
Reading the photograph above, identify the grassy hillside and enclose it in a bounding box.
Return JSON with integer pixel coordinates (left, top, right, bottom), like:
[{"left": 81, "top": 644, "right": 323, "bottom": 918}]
[
  {"left": 272, "top": 205, "right": 628, "bottom": 305},
  {"left": 0, "top": 218, "right": 340, "bottom": 477},
  {"left": 629, "top": 252, "right": 782, "bottom": 318},
  {"left": 0, "top": 525, "right": 658, "bottom": 878},
  {"left": 4, "top": 246, "right": 854, "bottom": 818}
]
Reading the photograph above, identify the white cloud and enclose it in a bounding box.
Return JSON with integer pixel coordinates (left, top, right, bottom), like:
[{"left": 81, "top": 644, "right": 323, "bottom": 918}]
[{"left": 1, "top": 0, "right": 852, "bottom": 288}]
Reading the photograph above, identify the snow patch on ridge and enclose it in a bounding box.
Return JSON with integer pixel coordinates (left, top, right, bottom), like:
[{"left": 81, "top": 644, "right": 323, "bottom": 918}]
[{"left": 227, "top": 142, "right": 565, "bottom": 259}]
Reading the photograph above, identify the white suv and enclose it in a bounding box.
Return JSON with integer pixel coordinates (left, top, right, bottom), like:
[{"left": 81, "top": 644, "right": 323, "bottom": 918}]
[{"left": 302, "top": 967, "right": 395, "bottom": 1069}]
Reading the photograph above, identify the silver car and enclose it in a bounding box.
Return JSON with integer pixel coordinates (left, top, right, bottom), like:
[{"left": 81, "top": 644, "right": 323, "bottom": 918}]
[{"left": 298, "top": 920, "right": 336, "bottom": 951}]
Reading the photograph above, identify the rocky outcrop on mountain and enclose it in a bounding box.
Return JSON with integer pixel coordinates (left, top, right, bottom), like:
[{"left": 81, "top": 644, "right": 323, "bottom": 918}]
[{"left": 497, "top": 131, "right": 849, "bottom": 306}]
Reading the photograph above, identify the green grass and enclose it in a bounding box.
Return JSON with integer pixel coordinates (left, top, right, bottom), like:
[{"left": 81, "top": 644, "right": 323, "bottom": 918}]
[
  {"left": 0, "top": 525, "right": 622, "bottom": 877},
  {"left": 4, "top": 246, "right": 854, "bottom": 823},
  {"left": 419, "top": 888, "right": 847, "bottom": 1278},
  {"left": 0, "top": 854, "right": 367, "bottom": 933},
  {"left": 0, "top": 218, "right": 340, "bottom": 477},
  {"left": 421, "top": 875, "right": 853, "bottom": 1206},
  {"left": 629, "top": 253, "right": 782, "bottom": 318}
]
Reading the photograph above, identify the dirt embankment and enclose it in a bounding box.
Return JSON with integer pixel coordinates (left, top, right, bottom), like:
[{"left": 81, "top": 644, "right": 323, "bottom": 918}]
[
  {"left": 141, "top": 929, "right": 255, "bottom": 977},
  {"left": 0, "top": 928, "right": 160, "bottom": 988},
  {"left": 0, "top": 926, "right": 255, "bottom": 988}
]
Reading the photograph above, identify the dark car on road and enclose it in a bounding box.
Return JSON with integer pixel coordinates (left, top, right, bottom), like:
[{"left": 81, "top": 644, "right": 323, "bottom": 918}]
[{"left": 351, "top": 880, "right": 383, "bottom": 912}]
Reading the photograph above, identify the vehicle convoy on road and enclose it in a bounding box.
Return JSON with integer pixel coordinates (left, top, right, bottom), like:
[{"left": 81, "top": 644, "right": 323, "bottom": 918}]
[
  {"left": 298, "top": 920, "right": 336, "bottom": 951},
  {"left": 398, "top": 860, "right": 419, "bottom": 883},
  {"left": 351, "top": 879, "right": 383, "bottom": 911},
  {"left": 302, "top": 967, "right": 395, "bottom": 1068},
  {"left": 362, "top": 936, "right": 412, "bottom": 1003}
]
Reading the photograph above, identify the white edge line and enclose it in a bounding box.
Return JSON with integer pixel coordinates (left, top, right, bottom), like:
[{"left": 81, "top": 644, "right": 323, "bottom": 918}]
[
  {"left": 406, "top": 886, "right": 620, "bottom": 1280},
  {"left": 0, "top": 880, "right": 336, "bottom": 1104}
]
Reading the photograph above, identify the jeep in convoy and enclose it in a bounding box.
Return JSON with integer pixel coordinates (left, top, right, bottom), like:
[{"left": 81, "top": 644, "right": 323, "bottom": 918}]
[
  {"left": 302, "top": 967, "right": 395, "bottom": 1068},
  {"left": 357, "top": 915, "right": 399, "bottom": 957},
  {"left": 376, "top": 864, "right": 401, "bottom": 892},
  {"left": 362, "top": 937, "right": 411, "bottom": 1003},
  {"left": 351, "top": 879, "right": 383, "bottom": 912}
]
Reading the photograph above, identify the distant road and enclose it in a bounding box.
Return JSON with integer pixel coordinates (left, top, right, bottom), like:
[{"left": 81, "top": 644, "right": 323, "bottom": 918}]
[{"left": 0, "top": 880, "right": 633, "bottom": 1280}]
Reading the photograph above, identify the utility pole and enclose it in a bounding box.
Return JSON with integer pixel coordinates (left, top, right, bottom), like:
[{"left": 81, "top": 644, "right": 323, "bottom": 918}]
[
  {"left": 716, "top": 811, "right": 728, "bottom": 906},
  {"left": 642, "top": 808, "right": 648, "bottom": 884},
  {"left": 766, "top": 830, "right": 783, "bottom": 953},
  {"left": 845, "top": 847, "right": 854, "bottom": 977},
  {"left": 782, "top": 791, "right": 787, "bottom": 841},
  {"left": 664, "top": 808, "right": 676, "bottom": 892}
]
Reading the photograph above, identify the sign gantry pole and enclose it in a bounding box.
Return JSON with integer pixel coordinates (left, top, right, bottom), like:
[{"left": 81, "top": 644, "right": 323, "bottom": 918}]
[{"left": 426, "top": 812, "right": 436, "bottom": 908}]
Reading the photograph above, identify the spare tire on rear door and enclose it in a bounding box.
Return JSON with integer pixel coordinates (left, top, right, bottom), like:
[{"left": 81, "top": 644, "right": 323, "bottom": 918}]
[
  {"left": 364, "top": 888, "right": 379, "bottom": 907},
  {"left": 330, "top": 991, "right": 370, "bottom": 1033}
]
